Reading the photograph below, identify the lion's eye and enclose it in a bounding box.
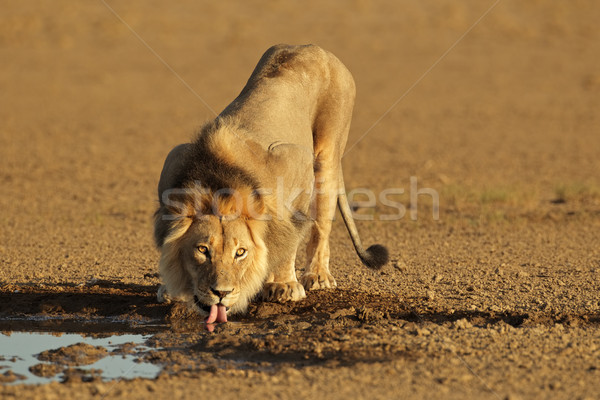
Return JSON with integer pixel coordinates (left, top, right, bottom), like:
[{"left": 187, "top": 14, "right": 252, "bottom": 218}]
[
  {"left": 235, "top": 248, "right": 247, "bottom": 258},
  {"left": 197, "top": 245, "right": 209, "bottom": 255}
]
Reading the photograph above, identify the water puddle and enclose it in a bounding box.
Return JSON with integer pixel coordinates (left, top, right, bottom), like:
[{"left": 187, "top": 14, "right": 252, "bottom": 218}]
[{"left": 0, "top": 332, "right": 162, "bottom": 385}]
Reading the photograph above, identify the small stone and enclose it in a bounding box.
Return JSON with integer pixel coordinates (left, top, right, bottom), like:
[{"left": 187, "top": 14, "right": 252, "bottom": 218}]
[
  {"left": 91, "top": 383, "right": 106, "bottom": 395},
  {"left": 504, "top": 395, "right": 522, "bottom": 400},
  {"left": 355, "top": 306, "right": 384, "bottom": 323},
  {"left": 393, "top": 262, "right": 408, "bottom": 273},
  {"left": 417, "top": 328, "right": 431, "bottom": 336},
  {"left": 296, "top": 322, "right": 311, "bottom": 330},
  {"left": 452, "top": 318, "right": 473, "bottom": 330},
  {"left": 549, "top": 382, "right": 561, "bottom": 390}
]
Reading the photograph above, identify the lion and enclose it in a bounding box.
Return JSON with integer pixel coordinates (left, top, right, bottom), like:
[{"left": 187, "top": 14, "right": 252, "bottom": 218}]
[{"left": 154, "top": 44, "right": 388, "bottom": 324}]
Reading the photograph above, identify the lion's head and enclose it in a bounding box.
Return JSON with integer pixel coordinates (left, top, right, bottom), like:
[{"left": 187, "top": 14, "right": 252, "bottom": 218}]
[{"left": 155, "top": 185, "right": 269, "bottom": 322}]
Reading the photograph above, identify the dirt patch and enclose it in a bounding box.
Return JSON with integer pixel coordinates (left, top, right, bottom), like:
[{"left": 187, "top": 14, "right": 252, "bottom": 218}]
[
  {"left": 37, "top": 343, "right": 108, "bottom": 366},
  {"left": 0, "top": 371, "right": 25, "bottom": 384},
  {"left": 29, "top": 363, "right": 64, "bottom": 378}
]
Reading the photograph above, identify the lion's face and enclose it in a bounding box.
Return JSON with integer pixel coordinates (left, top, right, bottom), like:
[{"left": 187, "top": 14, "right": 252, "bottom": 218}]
[
  {"left": 158, "top": 210, "right": 268, "bottom": 319},
  {"left": 180, "top": 216, "right": 267, "bottom": 315}
]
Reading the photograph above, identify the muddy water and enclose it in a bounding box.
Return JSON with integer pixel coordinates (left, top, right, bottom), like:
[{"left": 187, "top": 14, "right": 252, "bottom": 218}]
[{"left": 0, "top": 332, "right": 162, "bottom": 384}]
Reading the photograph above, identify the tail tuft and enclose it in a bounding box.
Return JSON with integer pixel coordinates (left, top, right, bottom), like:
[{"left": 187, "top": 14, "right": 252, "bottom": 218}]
[{"left": 360, "top": 244, "right": 389, "bottom": 270}]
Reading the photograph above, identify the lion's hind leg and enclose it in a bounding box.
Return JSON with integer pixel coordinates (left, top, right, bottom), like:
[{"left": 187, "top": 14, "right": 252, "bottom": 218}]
[
  {"left": 299, "top": 156, "right": 339, "bottom": 291},
  {"left": 299, "top": 50, "right": 354, "bottom": 291},
  {"left": 262, "top": 248, "right": 306, "bottom": 303}
]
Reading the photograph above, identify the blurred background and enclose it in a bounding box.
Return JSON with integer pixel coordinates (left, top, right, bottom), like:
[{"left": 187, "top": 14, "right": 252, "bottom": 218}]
[{"left": 1, "top": 0, "right": 599, "bottom": 282}]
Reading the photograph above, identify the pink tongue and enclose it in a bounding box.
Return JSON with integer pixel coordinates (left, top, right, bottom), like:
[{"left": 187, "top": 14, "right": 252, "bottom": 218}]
[
  {"left": 205, "top": 304, "right": 228, "bottom": 324},
  {"left": 216, "top": 305, "right": 228, "bottom": 323},
  {"left": 205, "top": 304, "right": 218, "bottom": 324}
]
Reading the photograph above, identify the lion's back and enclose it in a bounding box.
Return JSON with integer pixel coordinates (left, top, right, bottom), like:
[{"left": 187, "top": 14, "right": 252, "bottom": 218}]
[{"left": 248, "top": 44, "right": 353, "bottom": 91}]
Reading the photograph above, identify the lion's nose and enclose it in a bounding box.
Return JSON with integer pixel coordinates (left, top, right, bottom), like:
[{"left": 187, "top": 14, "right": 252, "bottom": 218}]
[{"left": 210, "top": 287, "right": 233, "bottom": 299}]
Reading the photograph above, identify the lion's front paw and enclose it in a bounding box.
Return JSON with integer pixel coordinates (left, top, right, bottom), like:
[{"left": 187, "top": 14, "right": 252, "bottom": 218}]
[
  {"left": 157, "top": 285, "right": 171, "bottom": 304},
  {"left": 262, "top": 282, "right": 306, "bottom": 303},
  {"left": 300, "top": 272, "right": 337, "bottom": 291}
]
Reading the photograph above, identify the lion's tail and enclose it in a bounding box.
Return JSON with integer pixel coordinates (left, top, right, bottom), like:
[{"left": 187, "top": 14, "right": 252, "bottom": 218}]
[{"left": 337, "top": 168, "right": 389, "bottom": 269}]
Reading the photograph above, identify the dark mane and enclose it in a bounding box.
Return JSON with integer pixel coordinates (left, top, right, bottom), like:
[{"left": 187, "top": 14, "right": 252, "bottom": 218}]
[{"left": 172, "top": 120, "right": 259, "bottom": 192}]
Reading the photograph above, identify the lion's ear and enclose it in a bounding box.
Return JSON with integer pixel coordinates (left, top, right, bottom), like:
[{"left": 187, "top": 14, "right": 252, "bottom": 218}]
[
  {"left": 158, "top": 144, "right": 191, "bottom": 204},
  {"left": 154, "top": 193, "right": 197, "bottom": 247}
]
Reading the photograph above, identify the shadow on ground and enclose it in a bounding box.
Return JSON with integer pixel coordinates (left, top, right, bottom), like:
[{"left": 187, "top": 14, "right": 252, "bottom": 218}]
[{"left": 2, "top": 281, "right": 598, "bottom": 333}]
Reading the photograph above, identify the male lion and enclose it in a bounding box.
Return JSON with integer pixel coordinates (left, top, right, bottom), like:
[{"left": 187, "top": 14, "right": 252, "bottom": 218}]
[{"left": 154, "top": 44, "right": 388, "bottom": 324}]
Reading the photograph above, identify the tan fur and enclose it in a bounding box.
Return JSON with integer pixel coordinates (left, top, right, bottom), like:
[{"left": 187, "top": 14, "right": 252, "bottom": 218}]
[{"left": 154, "top": 44, "right": 387, "bottom": 319}]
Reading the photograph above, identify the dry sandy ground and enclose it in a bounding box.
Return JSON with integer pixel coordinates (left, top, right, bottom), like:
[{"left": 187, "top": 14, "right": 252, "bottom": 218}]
[{"left": 1, "top": 1, "right": 600, "bottom": 399}]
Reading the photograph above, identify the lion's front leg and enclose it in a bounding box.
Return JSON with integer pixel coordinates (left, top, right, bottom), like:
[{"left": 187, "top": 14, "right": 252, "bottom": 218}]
[
  {"left": 157, "top": 284, "right": 171, "bottom": 304},
  {"left": 262, "top": 249, "right": 306, "bottom": 303},
  {"left": 262, "top": 281, "right": 306, "bottom": 302}
]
